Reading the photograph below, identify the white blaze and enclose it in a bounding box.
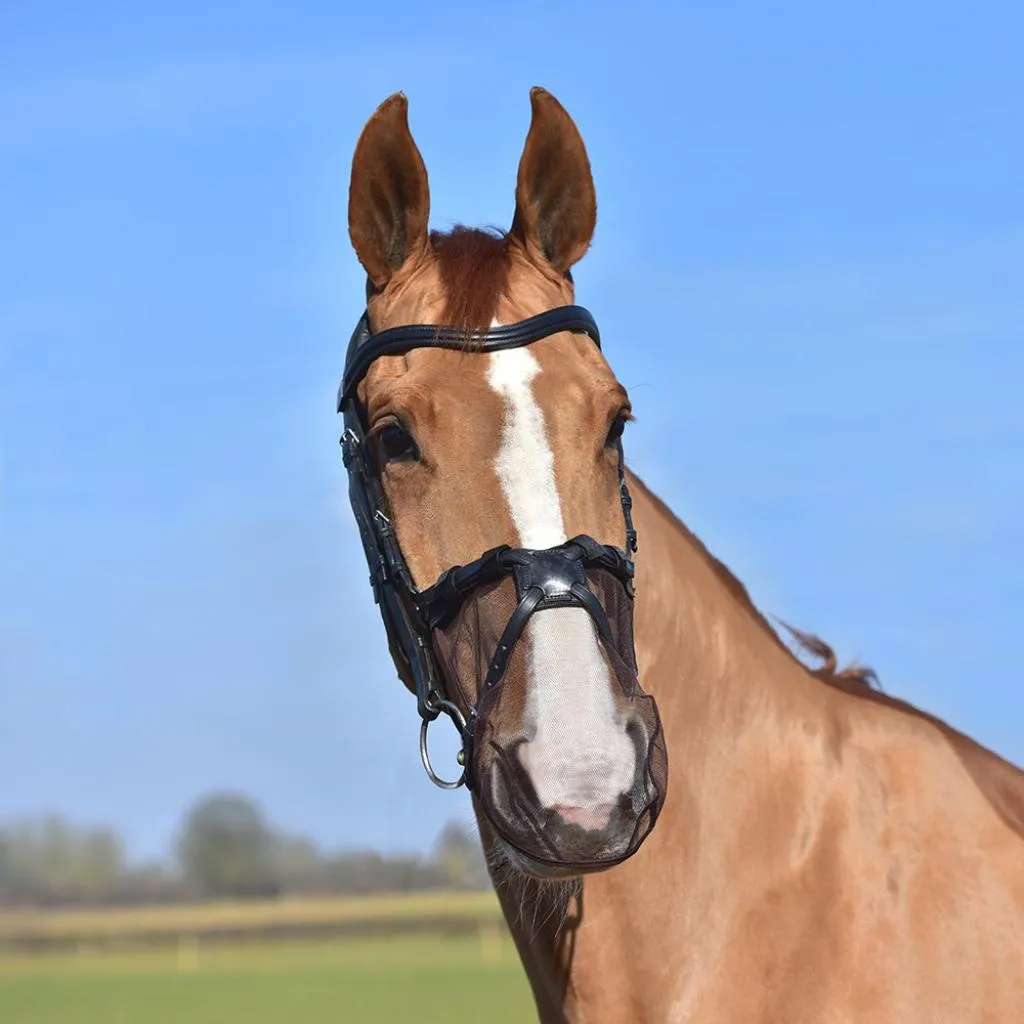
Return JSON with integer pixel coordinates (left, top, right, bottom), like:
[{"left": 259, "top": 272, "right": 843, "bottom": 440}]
[{"left": 486, "top": 345, "right": 636, "bottom": 812}]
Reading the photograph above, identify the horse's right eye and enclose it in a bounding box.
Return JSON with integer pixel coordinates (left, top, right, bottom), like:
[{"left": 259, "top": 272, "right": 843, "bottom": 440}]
[{"left": 376, "top": 422, "right": 419, "bottom": 463}]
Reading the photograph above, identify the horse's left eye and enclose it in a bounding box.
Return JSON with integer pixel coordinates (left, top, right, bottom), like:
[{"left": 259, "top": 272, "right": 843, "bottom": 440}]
[{"left": 605, "top": 413, "right": 629, "bottom": 449}]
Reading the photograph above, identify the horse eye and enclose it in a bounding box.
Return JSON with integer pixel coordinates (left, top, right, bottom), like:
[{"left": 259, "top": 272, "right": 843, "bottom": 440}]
[
  {"left": 376, "top": 422, "right": 419, "bottom": 463},
  {"left": 605, "top": 413, "right": 628, "bottom": 449}
]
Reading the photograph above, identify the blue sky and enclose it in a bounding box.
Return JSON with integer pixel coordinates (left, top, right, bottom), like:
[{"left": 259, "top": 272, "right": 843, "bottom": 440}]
[{"left": 2, "top": 1, "right": 1021, "bottom": 861}]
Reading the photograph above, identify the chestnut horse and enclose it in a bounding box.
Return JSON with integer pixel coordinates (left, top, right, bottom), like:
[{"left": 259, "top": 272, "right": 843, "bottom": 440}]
[{"left": 342, "top": 88, "right": 1024, "bottom": 1022}]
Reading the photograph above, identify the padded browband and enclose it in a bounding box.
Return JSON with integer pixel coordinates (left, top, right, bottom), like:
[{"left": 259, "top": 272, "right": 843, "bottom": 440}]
[{"left": 337, "top": 304, "right": 601, "bottom": 412}]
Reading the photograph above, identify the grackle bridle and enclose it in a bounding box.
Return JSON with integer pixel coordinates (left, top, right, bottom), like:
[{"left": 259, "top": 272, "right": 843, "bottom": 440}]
[{"left": 337, "top": 306, "right": 639, "bottom": 792}]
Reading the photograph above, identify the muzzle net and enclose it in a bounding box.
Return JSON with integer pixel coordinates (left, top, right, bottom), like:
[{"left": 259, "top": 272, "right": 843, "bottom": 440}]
[{"left": 425, "top": 550, "right": 668, "bottom": 869}]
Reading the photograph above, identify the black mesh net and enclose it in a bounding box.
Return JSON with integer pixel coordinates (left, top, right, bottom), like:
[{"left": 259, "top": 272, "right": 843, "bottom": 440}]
[{"left": 430, "top": 567, "right": 668, "bottom": 870}]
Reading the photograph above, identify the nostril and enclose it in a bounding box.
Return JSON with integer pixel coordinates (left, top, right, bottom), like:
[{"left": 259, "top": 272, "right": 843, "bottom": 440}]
[{"left": 552, "top": 802, "right": 615, "bottom": 832}]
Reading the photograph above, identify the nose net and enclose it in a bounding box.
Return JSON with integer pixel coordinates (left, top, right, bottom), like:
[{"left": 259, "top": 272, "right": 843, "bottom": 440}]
[{"left": 430, "top": 568, "right": 668, "bottom": 869}]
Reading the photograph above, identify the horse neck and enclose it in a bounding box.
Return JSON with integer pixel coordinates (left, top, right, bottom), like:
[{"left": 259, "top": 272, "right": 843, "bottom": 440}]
[
  {"left": 629, "top": 468, "right": 827, "bottom": 780},
  {"left": 486, "top": 473, "right": 1024, "bottom": 1022},
  {"left": 490, "top": 473, "right": 841, "bottom": 1019}
]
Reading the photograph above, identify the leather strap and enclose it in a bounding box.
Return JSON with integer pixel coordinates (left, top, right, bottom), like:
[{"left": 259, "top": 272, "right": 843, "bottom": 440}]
[
  {"left": 338, "top": 305, "right": 601, "bottom": 411},
  {"left": 481, "top": 587, "right": 545, "bottom": 694}
]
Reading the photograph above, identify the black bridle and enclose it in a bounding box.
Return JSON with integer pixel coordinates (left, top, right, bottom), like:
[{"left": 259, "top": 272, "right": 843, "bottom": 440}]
[{"left": 337, "top": 305, "right": 638, "bottom": 790}]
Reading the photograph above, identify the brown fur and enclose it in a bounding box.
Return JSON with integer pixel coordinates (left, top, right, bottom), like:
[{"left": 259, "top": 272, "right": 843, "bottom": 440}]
[
  {"left": 429, "top": 226, "right": 511, "bottom": 337},
  {"left": 633, "top": 447, "right": 1024, "bottom": 841},
  {"left": 348, "top": 93, "right": 430, "bottom": 289},
  {"left": 348, "top": 88, "right": 1024, "bottom": 1023},
  {"left": 511, "top": 88, "right": 597, "bottom": 274}
]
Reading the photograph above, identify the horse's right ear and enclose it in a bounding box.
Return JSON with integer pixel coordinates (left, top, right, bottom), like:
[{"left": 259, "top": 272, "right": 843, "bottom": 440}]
[{"left": 348, "top": 93, "right": 430, "bottom": 289}]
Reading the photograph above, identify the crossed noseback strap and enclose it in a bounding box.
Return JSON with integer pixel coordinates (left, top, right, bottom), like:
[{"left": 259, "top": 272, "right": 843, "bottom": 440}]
[{"left": 417, "top": 535, "right": 636, "bottom": 695}]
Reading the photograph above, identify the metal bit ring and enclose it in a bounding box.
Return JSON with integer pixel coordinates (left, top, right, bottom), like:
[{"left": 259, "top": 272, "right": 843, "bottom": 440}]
[{"left": 419, "top": 699, "right": 468, "bottom": 790}]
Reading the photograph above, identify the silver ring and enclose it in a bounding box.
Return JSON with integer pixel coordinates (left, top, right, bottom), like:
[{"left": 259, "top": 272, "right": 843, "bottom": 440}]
[{"left": 419, "top": 701, "right": 467, "bottom": 790}]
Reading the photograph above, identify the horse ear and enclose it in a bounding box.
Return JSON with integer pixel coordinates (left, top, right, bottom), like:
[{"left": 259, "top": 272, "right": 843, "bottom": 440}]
[
  {"left": 348, "top": 93, "right": 430, "bottom": 289},
  {"left": 511, "top": 87, "right": 597, "bottom": 274}
]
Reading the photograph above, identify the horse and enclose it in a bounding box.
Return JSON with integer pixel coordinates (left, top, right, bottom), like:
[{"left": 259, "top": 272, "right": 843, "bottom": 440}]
[{"left": 339, "top": 87, "right": 1024, "bottom": 1022}]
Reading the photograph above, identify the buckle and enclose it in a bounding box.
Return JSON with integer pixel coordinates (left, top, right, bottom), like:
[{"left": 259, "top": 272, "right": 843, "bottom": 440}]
[
  {"left": 340, "top": 428, "right": 359, "bottom": 469},
  {"left": 373, "top": 510, "right": 393, "bottom": 540}
]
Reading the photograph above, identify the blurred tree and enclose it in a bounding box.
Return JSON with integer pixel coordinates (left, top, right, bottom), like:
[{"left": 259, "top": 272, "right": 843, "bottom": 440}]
[
  {"left": 110, "top": 861, "right": 186, "bottom": 905},
  {"left": 0, "top": 815, "right": 126, "bottom": 905},
  {"left": 272, "top": 833, "right": 323, "bottom": 893},
  {"left": 432, "top": 820, "right": 490, "bottom": 890},
  {"left": 176, "top": 793, "right": 280, "bottom": 899},
  {"left": 0, "top": 799, "right": 499, "bottom": 907},
  {"left": 317, "top": 850, "right": 449, "bottom": 894}
]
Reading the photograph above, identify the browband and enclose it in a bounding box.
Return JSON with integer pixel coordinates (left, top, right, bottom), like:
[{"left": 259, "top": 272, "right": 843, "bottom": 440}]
[{"left": 337, "top": 304, "right": 601, "bottom": 412}]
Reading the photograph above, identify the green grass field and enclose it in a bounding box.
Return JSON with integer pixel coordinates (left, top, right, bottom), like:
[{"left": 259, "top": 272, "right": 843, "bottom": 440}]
[
  {"left": 0, "top": 935, "right": 536, "bottom": 1023},
  {"left": 0, "top": 891, "right": 504, "bottom": 942}
]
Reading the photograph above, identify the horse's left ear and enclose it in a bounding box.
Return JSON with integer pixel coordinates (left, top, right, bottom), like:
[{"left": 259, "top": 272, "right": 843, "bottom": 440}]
[{"left": 510, "top": 87, "right": 597, "bottom": 274}]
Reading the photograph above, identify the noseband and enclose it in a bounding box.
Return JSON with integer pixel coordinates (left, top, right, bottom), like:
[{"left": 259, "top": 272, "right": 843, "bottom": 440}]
[{"left": 337, "top": 306, "right": 638, "bottom": 791}]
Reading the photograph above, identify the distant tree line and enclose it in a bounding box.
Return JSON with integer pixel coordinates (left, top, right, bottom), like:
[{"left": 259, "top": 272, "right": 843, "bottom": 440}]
[{"left": 0, "top": 793, "right": 490, "bottom": 908}]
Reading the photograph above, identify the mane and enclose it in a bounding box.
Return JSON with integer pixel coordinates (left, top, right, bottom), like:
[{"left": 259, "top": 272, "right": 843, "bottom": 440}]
[
  {"left": 628, "top": 472, "right": 1024, "bottom": 838},
  {"left": 429, "top": 225, "right": 512, "bottom": 338}
]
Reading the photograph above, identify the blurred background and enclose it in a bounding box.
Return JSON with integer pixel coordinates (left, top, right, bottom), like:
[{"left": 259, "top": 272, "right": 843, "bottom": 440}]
[{"left": 1, "top": 1, "right": 1021, "bottom": 1021}]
